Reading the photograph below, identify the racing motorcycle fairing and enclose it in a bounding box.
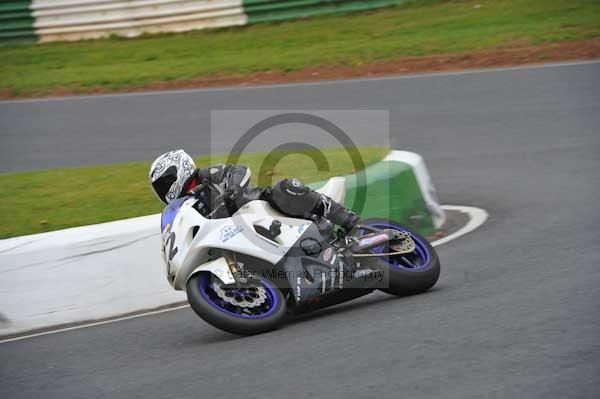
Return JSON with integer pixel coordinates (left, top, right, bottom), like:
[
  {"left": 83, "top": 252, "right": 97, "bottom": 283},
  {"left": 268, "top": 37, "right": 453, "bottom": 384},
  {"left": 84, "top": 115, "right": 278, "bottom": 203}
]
[
  {"left": 158, "top": 176, "right": 440, "bottom": 334},
  {"left": 163, "top": 197, "right": 313, "bottom": 291},
  {"left": 211, "top": 222, "right": 382, "bottom": 311},
  {"left": 271, "top": 222, "right": 383, "bottom": 310},
  {"left": 188, "top": 256, "right": 236, "bottom": 285},
  {"left": 315, "top": 176, "right": 346, "bottom": 204},
  {"left": 161, "top": 176, "right": 384, "bottom": 310}
]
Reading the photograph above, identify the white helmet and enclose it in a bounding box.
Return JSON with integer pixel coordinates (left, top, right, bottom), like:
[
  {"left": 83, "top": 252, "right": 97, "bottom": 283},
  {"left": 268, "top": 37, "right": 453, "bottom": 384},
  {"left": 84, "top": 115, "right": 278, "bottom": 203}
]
[{"left": 149, "top": 150, "right": 196, "bottom": 204}]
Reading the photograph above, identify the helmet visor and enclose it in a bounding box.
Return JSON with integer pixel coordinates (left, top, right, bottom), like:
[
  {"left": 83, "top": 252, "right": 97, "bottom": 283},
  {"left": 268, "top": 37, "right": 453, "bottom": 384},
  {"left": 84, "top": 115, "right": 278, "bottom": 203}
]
[{"left": 151, "top": 165, "right": 178, "bottom": 203}]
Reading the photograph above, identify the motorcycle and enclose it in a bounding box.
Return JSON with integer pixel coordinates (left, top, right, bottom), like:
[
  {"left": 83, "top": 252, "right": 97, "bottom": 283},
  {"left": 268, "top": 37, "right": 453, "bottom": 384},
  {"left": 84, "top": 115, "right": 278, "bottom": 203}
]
[{"left": 160, "top": 177, "right": 440, "bottom": 335}]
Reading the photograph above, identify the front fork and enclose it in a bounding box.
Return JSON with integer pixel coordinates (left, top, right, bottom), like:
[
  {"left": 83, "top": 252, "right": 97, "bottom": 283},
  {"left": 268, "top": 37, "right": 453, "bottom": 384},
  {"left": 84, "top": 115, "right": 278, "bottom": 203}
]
[{"left": 224, "top": 252, "right": 249, "bottom": 286}]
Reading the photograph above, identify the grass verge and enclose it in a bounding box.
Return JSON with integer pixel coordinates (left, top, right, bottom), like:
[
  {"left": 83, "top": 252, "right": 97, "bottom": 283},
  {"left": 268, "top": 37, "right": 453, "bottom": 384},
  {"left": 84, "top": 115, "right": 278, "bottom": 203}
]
[
  {"left": 0, "top": 146, "right": 389, "bottom": 239},
  {"left": 1, "top": 0, "right": 599, "bottom": 97}
]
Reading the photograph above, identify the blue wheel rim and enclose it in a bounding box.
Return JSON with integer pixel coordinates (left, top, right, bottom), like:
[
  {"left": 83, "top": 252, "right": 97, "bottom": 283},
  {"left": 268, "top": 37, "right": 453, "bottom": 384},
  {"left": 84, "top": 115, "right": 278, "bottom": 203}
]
[
  {"left": 198, "top": 273, "right": 280, "bottom": 319},
  {"left": 359, "top": 221, "right": 431, "bottom": 271}
]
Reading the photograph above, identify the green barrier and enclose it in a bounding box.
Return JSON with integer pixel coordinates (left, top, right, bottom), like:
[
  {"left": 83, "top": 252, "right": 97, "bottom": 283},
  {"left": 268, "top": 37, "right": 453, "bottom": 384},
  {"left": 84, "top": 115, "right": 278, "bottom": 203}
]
[
  {"left": 244, "top": 0, "right": 409, "bottom": 24},
  {"left": 1, "top": 0, "right": 410, "bottom": 44},
  {"left": 0, "top": 1, "right": 36, "bottom": 44},
  {"left": 309, "top": 152, "right": 443, "bottom": 235}
]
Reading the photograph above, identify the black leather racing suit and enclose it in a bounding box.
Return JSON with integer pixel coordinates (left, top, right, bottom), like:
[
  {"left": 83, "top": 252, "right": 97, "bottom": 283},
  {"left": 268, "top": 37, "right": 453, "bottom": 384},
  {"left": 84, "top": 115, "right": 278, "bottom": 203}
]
[{"left": 182, "top": 164, "right": 360, "bottom": 230}]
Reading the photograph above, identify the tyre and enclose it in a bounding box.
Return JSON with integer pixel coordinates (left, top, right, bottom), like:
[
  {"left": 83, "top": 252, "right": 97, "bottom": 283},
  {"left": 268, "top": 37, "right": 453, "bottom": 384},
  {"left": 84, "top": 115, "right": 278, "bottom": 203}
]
[
  {"left": 186, "top": 272, "right": 287, "bottom": 335},
  {"left": 358, "top": 218, "right": 441, "bottom": 296}
]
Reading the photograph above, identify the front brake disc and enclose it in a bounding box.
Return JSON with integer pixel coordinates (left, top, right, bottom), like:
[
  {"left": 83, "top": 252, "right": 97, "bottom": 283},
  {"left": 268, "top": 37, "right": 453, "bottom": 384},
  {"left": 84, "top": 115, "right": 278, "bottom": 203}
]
[{"left": 212, "top": 281, "right": 268, "bottom": 308}]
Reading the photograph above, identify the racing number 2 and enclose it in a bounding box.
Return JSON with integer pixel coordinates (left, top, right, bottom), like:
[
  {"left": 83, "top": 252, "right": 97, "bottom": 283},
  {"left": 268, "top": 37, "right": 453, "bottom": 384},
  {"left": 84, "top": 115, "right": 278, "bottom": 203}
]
[
  {"left": 165, "top": 232, "right": 178, "bottom": 261},
  {"left": 164, "top": 232, "right": 179, "bottom": 277}
]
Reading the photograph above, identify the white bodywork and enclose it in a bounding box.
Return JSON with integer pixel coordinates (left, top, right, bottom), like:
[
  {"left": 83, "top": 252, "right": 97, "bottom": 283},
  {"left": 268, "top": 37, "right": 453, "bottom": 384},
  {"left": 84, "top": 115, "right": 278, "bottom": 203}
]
[
  {"left": 316, "top": 176, "right": 345, "bottom": 204},
  {"left": 162, "top": 177, "right": 346, "bottom": 290}
]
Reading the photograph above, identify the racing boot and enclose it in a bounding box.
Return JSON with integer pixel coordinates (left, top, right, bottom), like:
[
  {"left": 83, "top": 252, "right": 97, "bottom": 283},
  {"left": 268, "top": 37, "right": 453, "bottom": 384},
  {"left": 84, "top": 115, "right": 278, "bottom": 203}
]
[{"left": 321, "top": 196, "right": 361, "bottom": 232}]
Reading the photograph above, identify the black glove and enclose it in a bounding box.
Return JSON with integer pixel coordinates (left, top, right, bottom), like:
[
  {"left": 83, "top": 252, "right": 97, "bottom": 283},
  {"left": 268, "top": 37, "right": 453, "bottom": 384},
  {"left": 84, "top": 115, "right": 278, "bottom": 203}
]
[
  {"left": 224, "top": 186, "right": 243, "bottom": 202},
  {"left": 342, "top": 212, "right": 361, "bottom": 232},
  {"left": 325, "top": 200, "right": 361, "bottom": 232}
]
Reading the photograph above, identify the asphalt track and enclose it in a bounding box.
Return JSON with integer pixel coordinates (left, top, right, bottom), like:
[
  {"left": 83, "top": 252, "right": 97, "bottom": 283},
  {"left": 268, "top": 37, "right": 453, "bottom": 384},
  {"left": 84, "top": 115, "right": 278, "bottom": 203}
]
[{"left": 1, "top": 62, "right": 599, "bottom": 398}]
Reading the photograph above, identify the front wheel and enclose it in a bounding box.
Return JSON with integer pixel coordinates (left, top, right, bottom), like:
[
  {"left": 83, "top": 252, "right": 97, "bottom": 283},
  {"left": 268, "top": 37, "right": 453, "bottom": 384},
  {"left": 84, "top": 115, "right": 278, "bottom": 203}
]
[
  {"left": 358, "top": 219, "right": 441, "bottom": 296},
  {"left": 186, "top": 272, "right": 287, "bottom": 335}
]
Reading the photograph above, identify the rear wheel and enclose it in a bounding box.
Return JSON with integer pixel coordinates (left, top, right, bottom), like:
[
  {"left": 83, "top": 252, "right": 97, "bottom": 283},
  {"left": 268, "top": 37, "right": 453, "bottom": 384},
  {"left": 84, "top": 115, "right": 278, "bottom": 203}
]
[
  {"left": 186, "top": 272, "right": 286, "bottom": 335},
  {"left": 358, "top": 219, "right": 440, "bottom": 296}
]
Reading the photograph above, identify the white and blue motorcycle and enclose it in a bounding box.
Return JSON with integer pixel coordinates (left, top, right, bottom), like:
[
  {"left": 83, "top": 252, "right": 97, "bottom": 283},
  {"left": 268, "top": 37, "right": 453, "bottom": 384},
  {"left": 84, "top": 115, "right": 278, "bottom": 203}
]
[{"left": 160, "top": 177, "right": 440, "bottom": 335}]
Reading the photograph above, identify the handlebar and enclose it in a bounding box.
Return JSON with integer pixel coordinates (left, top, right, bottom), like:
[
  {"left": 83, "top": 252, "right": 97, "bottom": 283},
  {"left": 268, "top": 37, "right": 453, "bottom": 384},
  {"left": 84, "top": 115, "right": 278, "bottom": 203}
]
[
  {"left": 207, "top": 193, "right": 229, "bottom": 218},
  {"left": 186, "top": 180, "right": 206, "bottom": 197},
  {"left": 188, "top": 180, "right": 237, "bottom": 219}
]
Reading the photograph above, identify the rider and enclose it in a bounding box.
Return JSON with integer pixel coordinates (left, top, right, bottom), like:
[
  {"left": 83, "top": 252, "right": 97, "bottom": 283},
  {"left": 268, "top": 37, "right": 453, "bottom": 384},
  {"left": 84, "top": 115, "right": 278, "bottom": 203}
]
[{"left": 149, "top": 149, "right": 360, "bottom": 231}]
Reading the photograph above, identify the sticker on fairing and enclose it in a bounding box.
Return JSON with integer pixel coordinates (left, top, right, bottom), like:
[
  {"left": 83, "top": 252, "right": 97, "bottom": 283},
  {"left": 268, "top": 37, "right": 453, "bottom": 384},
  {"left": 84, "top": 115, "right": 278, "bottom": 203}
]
[
  {"left": 323, "top": 247, "right": 333, "bottom": 262},
  {"left": 297, "top": 224, "right": 308, "bottom": 234},
  {"left": 220, "top": 225, "right": 243, "bottom": 242},
  {"left": 296, "top": 276, "right": 302, "bottom": 302}
]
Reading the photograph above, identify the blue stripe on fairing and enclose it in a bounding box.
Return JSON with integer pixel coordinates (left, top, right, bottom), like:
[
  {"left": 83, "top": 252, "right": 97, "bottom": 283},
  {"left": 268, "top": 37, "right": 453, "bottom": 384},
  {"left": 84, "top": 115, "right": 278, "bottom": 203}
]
[{"left": 161, "top": 196, "right": 189, "bottom": 232}]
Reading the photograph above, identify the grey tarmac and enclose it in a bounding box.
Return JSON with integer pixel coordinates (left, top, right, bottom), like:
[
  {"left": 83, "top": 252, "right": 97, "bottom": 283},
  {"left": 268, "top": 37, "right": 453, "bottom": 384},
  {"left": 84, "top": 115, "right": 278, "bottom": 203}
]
[{"left": 0, "top": 62, "right": 599, "bottom": 399}]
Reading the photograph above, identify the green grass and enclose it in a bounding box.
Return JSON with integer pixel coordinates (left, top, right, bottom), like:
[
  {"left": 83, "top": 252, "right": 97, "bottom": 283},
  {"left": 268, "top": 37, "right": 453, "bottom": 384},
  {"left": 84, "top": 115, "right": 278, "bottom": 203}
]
[
  {"left": 1, "top": 0, "right": 599, "bottom": 96},
  {"left": 0, "top": 146, "right": 389, "bottom": 238}
]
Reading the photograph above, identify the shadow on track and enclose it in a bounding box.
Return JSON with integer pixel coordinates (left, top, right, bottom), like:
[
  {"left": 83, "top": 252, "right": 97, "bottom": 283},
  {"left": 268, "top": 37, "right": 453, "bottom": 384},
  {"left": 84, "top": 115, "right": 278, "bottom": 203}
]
[
  {"left": 181, "top": 287, "right": 441, "bottom": 345},
  {"left": 286, "top": 287, "right": 442, "bottom": 326}
]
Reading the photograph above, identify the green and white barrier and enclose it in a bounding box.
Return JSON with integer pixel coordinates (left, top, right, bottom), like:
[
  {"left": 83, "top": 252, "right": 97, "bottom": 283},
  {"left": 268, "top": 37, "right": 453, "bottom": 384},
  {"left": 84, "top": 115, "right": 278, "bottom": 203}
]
[
  {"left": 310, "top": 150, "right": 445, "bottom": 234},
  {"left": 0, "top": 149, "right": 445, "bottom": 337},
  {"left": 0, "top": 0, "right": 410, "bottom": 44},
  {"left": 244, "top": 0, "right": 409, "bottom": 24}
]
